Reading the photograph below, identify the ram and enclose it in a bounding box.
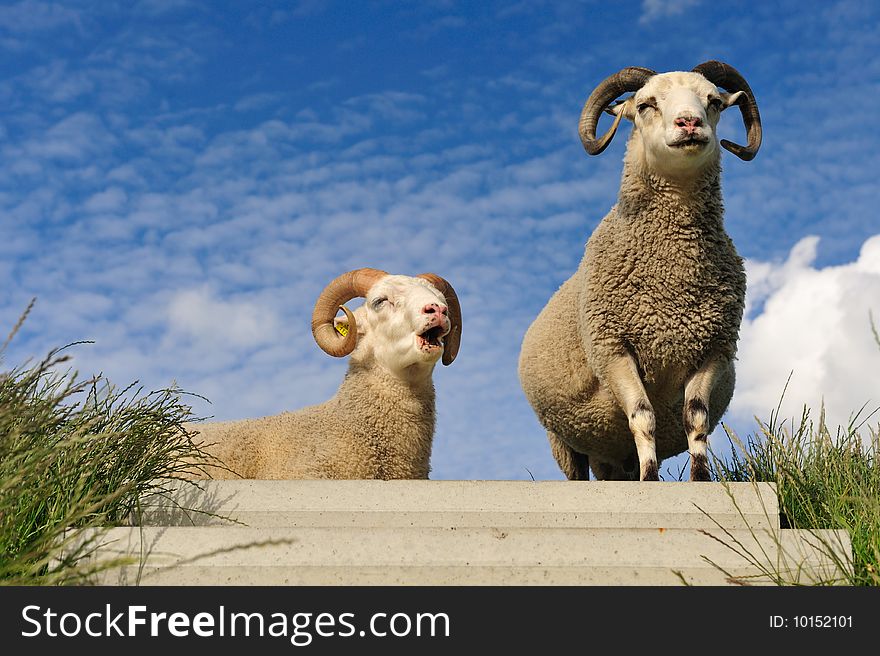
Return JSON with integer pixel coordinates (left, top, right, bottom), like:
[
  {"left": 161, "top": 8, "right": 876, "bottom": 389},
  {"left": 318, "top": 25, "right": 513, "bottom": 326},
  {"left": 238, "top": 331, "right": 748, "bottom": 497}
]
[
  {"left": 191, "top": 268, "right": 462, "bottom": 479},
  {"left": 519, "top": 61, "right": 761, "bottom": 481}
]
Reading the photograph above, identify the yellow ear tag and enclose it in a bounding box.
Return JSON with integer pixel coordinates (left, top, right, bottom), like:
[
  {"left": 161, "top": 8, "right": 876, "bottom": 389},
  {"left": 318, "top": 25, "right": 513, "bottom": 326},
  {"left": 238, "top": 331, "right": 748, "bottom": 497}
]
[{"left": 335, "top": 305, "right": 351, "bottom": 337}]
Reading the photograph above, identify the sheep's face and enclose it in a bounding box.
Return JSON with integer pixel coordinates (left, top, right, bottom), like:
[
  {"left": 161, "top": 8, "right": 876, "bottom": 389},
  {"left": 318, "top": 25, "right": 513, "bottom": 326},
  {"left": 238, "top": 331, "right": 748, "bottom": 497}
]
[
  {"left": 610, "top": 72, "right": 744, "bottom": 178},
  {"left": 343, "top": 275, "right": 452, "bottom": 378}
]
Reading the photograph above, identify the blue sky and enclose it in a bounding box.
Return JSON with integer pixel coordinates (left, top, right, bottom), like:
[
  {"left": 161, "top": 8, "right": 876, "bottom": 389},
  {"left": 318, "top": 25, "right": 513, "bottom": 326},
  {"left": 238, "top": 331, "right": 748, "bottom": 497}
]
[{"left": 1, "top": 0, "right": 878, "bottom": 480}]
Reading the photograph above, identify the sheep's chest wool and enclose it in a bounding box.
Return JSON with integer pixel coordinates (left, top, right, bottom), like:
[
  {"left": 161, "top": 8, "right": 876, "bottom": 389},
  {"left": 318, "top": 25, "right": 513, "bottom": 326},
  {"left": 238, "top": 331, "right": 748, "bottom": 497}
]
[{"left": 583, "top": 196, "right": 746, "bottom": 384}]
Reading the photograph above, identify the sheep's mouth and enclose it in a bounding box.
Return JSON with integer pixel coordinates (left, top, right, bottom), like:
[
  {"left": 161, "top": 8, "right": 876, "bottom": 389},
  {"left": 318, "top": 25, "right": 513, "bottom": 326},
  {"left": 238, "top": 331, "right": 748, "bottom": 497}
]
[
  {"left": 417, "top": 326, "right": 446, "bottom": 350},
  {"left": 670, "top": 136, "right": 709, "bottom": 149}
]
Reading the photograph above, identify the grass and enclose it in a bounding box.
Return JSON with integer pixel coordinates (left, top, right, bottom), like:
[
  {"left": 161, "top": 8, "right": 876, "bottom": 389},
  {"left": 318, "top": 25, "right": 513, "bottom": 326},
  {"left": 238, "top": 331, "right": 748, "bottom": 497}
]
[
  {"left": 0, "top": 301, "right": 215, "bottom": 584},
  {"left": 710, "top": 402, "right": 880, "bottom": 586},
  {"left": 2, "top": 299, "right": 878, "bottom": 586},
  {"left": 699, "top": 317, "right": 880, "bottom": 585}
]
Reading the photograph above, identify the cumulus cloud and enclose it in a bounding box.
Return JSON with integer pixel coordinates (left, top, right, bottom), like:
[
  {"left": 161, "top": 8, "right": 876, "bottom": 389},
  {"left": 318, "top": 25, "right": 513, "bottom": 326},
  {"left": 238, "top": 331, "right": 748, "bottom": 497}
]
[{"left": 731, "top": 235, "right": 880, "bottom": 439}]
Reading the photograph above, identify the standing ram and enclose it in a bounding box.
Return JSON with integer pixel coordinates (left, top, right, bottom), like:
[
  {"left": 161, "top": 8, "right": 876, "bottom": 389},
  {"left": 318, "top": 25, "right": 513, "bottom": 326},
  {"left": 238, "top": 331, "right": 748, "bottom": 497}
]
[
  {"left": 518, "top": 61, "right": 761, "bottom": 481},
  {"left": 191, "top": 268, "right": 462, "bottom": 480}
]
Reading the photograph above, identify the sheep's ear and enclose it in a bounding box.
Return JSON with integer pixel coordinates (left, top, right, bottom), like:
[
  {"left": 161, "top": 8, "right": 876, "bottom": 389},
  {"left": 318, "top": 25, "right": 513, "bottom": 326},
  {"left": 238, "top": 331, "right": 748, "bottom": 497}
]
[
  {"left": 333, "top": 305, "right": 367, "bottom": 338},
  {"left": 332, "top": 306, "right": 355, "bottom": 340},
  {"left": 720, "top": 90, "right": 745, "bottom": 110},
  {"left": 332, "top": 316, "right": 350, "bottom": 338},
  {"left": 605, "top": 96, "right": 635, "bottom": 121},
  {"left": 333, "top": 304, "right": 368, "bottom": 340}
]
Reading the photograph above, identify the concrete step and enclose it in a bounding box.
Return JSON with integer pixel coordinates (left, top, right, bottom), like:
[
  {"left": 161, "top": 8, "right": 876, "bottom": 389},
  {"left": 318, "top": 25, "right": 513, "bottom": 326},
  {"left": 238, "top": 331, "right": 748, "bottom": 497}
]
[
  {"left": 136, "top": 480, "right": 781, "bottom": 530},
  {"left": 85, "top": 525, "right": 850, "bottom": 586}
]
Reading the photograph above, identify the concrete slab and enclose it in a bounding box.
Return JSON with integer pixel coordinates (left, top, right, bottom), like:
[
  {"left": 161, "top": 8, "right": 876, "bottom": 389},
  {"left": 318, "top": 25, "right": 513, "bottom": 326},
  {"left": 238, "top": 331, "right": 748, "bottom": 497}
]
[
  {"left": 84, "top": 525, "right": 850, "bottom": 586},
  {"left": 136, "top": 480, "right": 780, "bottom": 530}
]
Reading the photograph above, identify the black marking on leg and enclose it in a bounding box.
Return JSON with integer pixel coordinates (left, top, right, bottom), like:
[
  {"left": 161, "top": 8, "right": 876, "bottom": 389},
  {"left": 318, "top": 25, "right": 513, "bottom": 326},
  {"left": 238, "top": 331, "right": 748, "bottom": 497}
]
[
  {"left": 690, "top": 453, "right": 711, "bottom": 482},
  {"left": 641, "top": 460, "right": 659, "bottom": 481},
  {"left": 692, "top": 433, "right": 707, "bottom": 442},
  {"left": 687, "top": 398, "right": 708, "bottom": 416},
  {"left": 684, "top": 398, "right": 708, "bottom": 435},
  {"left": 631, "top": 399, "right": 652, "bottom": 421}
]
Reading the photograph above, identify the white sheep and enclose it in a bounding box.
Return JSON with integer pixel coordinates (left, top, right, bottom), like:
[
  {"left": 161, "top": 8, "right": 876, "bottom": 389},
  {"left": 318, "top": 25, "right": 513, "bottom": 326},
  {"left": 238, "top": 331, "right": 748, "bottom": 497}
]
[
  {"left": 190, "top": 268, "right": 462, "bottom": 480},
  {"left": 518, "top": 61, "right": 761, "bottom": 481}
]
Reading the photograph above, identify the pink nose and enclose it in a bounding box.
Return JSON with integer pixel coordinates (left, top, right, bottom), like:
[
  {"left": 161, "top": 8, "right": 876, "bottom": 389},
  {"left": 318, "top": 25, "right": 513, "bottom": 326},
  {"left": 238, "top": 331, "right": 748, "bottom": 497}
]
[
  {"left": 422, "top": 303, "right": 448, "bottom": 316},
  {"left": 674, "top": 115, "right": 703, "bottom": 134}
]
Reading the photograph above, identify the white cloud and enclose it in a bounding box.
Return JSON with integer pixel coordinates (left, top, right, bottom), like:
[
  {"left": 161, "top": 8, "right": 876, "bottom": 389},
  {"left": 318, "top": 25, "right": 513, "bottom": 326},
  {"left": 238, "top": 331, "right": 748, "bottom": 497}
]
[
  {"left": 166, "top": 287, "right": 281, "bottom": 349},
  {"left": 639, "top": 0, "right": 702, "bottom": 24},
  {"left": 3, "top": 1, "right": 880, "bottom": 482},
  {"left": 0, "top": 0, "right": 83, "bottom": 34},
  {"left": 133, "top": 0, "right": 200, "bottom": 17},
  {"left": 234, "top": 92, "right": 284, "bottom": 113},
  {"left": 83, "top": 186, "right": 128, "bottom": 213},
  {"left": 23, "top": 60, "right": 95, "bottom": 103},
  {"left": 21, "top": 112, "right": 116, "bottom": 162},
  {"left": 732, "top": 235, "right": 880, "bottom": 439}
]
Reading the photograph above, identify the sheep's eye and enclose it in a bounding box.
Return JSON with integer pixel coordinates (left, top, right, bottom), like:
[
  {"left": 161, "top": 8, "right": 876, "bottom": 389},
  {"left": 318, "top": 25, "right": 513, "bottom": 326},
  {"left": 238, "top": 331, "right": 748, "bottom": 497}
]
[
  {"left": 708, "top": 97, "right": 723, "bottom": 110},
  {"left": 636, "top": 102, "right": 656, "bottom": 114},
  {"left": 371, "top": 297, "right": 389, "bottom": 310}
]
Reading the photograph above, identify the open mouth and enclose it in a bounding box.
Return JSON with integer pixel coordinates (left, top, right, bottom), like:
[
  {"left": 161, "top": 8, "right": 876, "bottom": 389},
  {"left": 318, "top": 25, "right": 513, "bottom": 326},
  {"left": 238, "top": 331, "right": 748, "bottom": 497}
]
[{"left": 417, "top": 325, "right": 446, "bottom": 350}]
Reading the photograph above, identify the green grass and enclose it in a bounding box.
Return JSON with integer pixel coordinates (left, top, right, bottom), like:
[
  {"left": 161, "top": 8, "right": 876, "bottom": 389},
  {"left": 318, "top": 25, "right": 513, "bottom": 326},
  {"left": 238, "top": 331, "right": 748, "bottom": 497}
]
[
  {"left": 712, "top": 406, "right": 879, "bottom": 586},
  {"left": 703, "top": 317, "right": 880, "bottom": 585},
  {"left": 3, "top": 300, "right": 878, "bottom": 586},
  {"left": 0, "top": 301, "right": 215, "bottom": 584}
]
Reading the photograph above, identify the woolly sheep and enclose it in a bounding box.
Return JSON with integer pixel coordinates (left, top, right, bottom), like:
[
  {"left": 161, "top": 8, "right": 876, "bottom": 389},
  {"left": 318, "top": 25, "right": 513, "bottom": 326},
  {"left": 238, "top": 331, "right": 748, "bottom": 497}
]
[
  {"left": 518, "top": 61, "right": 762, "bottom": 481},
  {"left": 190, "top": 268, "right": 462, "bottom": 480}
]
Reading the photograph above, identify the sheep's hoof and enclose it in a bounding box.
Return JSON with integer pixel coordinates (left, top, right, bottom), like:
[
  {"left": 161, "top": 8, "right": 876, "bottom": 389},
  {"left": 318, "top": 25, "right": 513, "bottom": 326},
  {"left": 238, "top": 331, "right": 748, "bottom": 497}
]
[
  {"left": 640, "top": 461, "right": 659, "bottom": 481},
  {"left": 690, "top": 455, "right": 711, "bottom": 481}
]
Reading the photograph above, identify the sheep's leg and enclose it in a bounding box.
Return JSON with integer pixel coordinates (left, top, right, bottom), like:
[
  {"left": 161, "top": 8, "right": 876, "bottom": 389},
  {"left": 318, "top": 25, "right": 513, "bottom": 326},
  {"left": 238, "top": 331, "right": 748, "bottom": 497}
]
[
  {"left": 591, "top": 458, "right": 635, "bottom": 481},
  {"left": 683, "top": 355, "right": 727, "bottom": 482},
  {"left": 605, "top": 353, "right": 658, "bottom": 481},
  {"left": 547, "top": 430, "right": 590, "bottom": 480}
]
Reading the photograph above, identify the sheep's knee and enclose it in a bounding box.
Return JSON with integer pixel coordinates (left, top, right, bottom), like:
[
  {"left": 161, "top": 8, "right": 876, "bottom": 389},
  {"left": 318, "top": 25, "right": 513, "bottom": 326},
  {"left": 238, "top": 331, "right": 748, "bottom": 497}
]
[
  {"left": 605, "top": 355, "right": 659, "bottom": 481},
  {"left": 627, "top": 400, "right": 658, "bottom": 481},
  {"left": 684, "top": 398, "right": 711, "bottom": 481}
]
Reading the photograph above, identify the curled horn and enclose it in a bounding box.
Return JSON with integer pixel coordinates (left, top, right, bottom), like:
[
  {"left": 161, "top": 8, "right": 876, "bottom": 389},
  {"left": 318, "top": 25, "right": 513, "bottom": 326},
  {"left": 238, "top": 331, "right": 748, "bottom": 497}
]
[
  {"left": 417, "top": 273, "right": 462, "bottom": 366},
  {"left": 692, "top": 60, "right": 762, "bottom": 161},
  {"left": 311, "top": 268, "right": 388, "bottom": 357},
  {"left": 579, "top": 66, "right": 656, "bottom": 156}
]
